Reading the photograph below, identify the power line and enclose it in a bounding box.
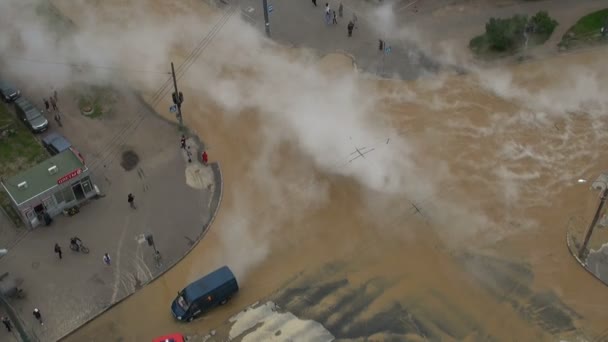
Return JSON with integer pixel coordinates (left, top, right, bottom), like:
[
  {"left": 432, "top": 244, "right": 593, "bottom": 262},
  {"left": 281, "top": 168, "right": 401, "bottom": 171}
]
[
  {"left": 0, "top": 54, "right": 170, "bottom": 75},
  {"left": 87, "top": 6, "right": 238, "bottom": 173}
]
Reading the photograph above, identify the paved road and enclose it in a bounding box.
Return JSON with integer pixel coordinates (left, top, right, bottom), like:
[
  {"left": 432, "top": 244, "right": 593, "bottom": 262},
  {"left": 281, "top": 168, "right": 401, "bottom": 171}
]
[
  {"left": 235, "top": 0, "right": 608, "bottom": 77},
  {"left": 0, "top": 84, "right": 221, "bottom": 342}
]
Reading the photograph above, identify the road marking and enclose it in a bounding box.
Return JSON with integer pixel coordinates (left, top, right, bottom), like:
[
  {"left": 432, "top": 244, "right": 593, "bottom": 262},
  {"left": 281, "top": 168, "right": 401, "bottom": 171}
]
[
  {"left": 110, "top": 215, "right": 130, "bottom": 303},
  {"left": 397, "top": 0, "right": 420, "bottom": 12}
]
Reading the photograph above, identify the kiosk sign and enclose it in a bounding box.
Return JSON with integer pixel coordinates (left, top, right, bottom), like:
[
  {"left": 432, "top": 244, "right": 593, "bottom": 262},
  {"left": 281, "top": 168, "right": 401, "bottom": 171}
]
[{"left": 57, "top": 168, "right": 82, "bottom": 185}]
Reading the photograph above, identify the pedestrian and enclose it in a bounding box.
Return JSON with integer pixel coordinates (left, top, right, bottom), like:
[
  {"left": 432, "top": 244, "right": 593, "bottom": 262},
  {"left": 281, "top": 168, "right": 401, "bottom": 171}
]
[
  {"left": 33, "top": 308, "right": 43, "bottom": 325},
  {"left": 332, "top": 10, "right": 337, "bottom": 24},
  {"left": 43, "top": 98, "right": 50, "bottom": 111},
  {"left": 54, "top": 113, "right": 62, "bottom": 127},
  {"left": 312, "top": 0, "right": 317, "bottom": 6},
  {"left": 347, "top": 21, "right": 354, "bottom": 37},
  {"left": 379, "top": 39, "right": 385, "bottom": 51},
  {"left": 103, "top": 253, "right": 111, "bottom": 265},
  {"left": 127, "top": 193, "right": 136, "bottom": 209},
  {"left": 2, "top": 316, "right": 12, "bottom": 332},
  {"left": 338, "top": 2, "right": 343, "bottom": 17},
  {"left": 53, "top": 89, "right": 58, "bottom": 103},
  {"left": 54, "top": 243, "right": 62, "bottom": 259},
  {"left": 202, "top": 150, "right": 208, "bottom": 165},
  {"left": 180, "top": 135, "right": 186, "bottom": 149},
  {"left": 50, "top": 96, "right": 57, "bottom": 111},
  {"left": 325, "top": 3, "right": 331, "bottom": 24}
]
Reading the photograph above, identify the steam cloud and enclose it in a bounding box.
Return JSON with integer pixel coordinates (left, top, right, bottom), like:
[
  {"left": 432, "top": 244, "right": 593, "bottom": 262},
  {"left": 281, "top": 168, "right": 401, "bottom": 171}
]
[{"left": 3, "top": 0, "right": 608, "bottom": 282}]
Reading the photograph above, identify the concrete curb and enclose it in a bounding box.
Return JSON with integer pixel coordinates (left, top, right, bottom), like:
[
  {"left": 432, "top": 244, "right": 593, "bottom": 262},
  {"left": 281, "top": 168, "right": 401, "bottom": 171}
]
[
  {"left": 565, "top": 231, "right": 608, "bottom": 287},
  {"left": 56, "top": 161, "right": 224, "bottom": 341}
]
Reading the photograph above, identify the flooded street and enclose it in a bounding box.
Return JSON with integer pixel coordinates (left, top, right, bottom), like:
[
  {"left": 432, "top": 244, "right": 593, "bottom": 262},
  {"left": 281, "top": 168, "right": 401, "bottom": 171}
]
[{"left": 49, "top": 1, "right": 608, "bottom": 341}]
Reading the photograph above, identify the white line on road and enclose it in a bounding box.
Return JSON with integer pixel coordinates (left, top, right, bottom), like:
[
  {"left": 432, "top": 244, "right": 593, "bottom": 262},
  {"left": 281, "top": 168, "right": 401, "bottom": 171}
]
[
  {"left": 110, "top": 215, "right": 130, "bottom": 303},
  {"left": 397, "top": 0, "right": 420, "bottom": 12}
]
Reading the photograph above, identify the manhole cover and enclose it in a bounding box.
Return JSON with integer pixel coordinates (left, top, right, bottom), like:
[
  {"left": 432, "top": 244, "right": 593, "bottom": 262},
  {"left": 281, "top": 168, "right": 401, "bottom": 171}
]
[{"left": 121, "top": 150, "right": 139, "bottom": 171}]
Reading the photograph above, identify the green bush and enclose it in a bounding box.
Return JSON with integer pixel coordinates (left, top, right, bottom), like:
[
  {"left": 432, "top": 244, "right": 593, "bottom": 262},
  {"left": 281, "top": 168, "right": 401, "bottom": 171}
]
[
  {"left": 485, "top": 15, "right": 528, "bottom": 51},
  {"left": 471, "top": 11, "right": 559, "bottom": 55},
  {"left": 469, "top": 35, "right": 486, "bottom": 52},
  {"left": 530, "top": 10, "right": 558, "bottom": 36}
]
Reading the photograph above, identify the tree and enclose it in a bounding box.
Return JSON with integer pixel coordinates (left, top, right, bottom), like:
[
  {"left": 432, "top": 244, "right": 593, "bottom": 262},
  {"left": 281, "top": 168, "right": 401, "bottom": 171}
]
[
  {"left": 484, "top": 15, "right": 528, "bottom": 51},
  {"left": 530, "top": 11, "right": 558, "bottom": 36}
]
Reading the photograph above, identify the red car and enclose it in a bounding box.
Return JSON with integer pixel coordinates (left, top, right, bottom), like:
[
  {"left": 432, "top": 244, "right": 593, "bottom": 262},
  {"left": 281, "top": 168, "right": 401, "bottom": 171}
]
[{"left": 152, "top": 333, "right": 185, "bottom": 342}]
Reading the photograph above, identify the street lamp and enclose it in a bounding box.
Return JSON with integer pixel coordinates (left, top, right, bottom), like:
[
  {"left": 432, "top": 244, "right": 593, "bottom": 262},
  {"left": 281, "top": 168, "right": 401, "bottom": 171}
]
[{"left": 577, "top": 178, "right": 608, "bottom": 260}]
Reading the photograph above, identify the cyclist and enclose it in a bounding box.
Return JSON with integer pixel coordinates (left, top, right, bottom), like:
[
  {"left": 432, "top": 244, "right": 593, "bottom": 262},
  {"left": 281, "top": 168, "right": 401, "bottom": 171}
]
[{"left": 70, "top": 237, "right": 82, "bottom": 251}]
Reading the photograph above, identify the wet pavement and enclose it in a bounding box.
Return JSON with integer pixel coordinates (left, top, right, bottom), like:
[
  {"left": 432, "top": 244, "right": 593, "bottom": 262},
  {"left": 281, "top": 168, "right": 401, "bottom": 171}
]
[
  {"left": 0, "top": 86, "right": 222, "bottom": 342},
  {"left": 4, "top": 0, "right": 608, "bottom": 341}
]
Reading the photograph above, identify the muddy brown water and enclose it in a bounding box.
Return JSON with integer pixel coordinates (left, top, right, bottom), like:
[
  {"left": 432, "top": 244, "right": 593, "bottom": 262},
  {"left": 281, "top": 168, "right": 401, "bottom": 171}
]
[{"left": 50, "top": 1, "right": 608, "bottom": 341}]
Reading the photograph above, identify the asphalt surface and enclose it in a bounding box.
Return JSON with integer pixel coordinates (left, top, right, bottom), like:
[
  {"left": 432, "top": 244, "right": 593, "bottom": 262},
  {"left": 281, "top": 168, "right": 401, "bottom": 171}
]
[{"left": 0, "top": 85, "right": 221, "bottom": 342}]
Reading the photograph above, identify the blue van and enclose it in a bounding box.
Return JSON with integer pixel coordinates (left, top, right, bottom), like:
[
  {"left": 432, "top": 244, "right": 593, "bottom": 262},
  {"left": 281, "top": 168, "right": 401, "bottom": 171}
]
[{"left": 171, "top": 266, "right": 238, "bottom": 322}]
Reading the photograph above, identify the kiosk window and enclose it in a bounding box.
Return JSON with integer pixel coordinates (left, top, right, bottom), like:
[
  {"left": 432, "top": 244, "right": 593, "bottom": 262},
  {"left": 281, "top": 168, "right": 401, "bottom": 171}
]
[
  {"left": 58, "top": 187, "right": 75, "bottom": 203},
  {"left": 82, "top": 179, "right": 92, "bottom": 193}
]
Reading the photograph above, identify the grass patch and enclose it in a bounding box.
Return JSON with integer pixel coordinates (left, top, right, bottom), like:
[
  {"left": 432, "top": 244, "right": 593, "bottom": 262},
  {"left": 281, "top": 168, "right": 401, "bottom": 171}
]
[
  {"left": 0, "top": 102, "right": 48, "bottom": 228},
  {"left": 559, "top": 8, "right": 608, "bottom": 49},
  {"left": 77, "top": 85, "right": 116, "bottom": 119},
  {"left": 0, "top": 103, "right": 48, "bottom": 177}
]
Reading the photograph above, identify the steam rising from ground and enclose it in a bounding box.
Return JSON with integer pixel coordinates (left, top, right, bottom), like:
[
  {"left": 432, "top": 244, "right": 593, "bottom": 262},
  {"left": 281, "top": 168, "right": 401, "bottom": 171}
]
[{"left": 3, "top": 0, "right": 608, "bottom": 281}]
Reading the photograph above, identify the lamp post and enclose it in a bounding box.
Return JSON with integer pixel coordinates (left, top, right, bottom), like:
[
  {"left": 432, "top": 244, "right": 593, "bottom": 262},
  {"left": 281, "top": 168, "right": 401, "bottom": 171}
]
[{"left": 578, "top": 179, "right": 608, "bottom": 260}]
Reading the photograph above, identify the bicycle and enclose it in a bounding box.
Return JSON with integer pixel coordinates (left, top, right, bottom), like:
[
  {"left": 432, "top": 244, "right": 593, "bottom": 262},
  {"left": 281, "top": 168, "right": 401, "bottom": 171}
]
[{"left": 69, "top": 238, "right": 90, "bottom": 254}]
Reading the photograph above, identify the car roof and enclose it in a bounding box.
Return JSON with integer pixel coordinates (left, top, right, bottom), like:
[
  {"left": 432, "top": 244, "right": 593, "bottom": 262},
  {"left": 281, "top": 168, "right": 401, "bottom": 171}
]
[
  {"left": 184, "top": 266, "right": 236, "bottom": 302},
  {"left": 24, "top": 108, "right": 42, "bottom": 121},
  {"left": 0, "top": 80, "right": 15, "bottom": 90},
  {"left": 151, "top": 333, "right": 185, "bottom": 342},
  {"left": 43, "top": 133, "right": 71, "bottom": 151}
]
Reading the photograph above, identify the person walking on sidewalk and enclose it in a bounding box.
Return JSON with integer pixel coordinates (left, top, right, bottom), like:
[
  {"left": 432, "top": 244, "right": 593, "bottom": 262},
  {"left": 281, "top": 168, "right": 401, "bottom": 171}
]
[
  {"left": 54, "top": 112, "right": 62, "bottom": 127},
  {"left": 33, "top": 308, "right": 43, "bottom": 325},
  {"left": 202, "top": 151, "right": 208, "bottom": 165},
  {"left": 347, "top": 21, "right": 354, "bottom": 37},
  {"left": 127, "top": 193, "right": 136, "bottom": 209},
  {"left": 2, "top": 316, "right": 12, "bottom": 332},
  {"left": 325, "top": 3, "right": 331, "bottom": 25},
  {"left": 50, "top": 96, "right": 58, "bottom": 111},
  {"left": 53, "top": 89, "right": 58, "bottom": 103},
  {"left": 54, "top": 243, "right": 62, "bottom": 259},
  {"left": 312, "top": 0, "right": 317, "bottom": 6},
  {"left": 338, "top": 2, "right": 343, "bottom": 17},
  {"left": 332, "top": 10, "right": 337, "bottom": 24},
  {"left": 180, "top": 135, "right": 187, "bottom": 149},
  {"left": 103, "top": 253, "right": 111, "bottom": 266},
  {"left": 43, "top": 98, "right": 50, "bottom": 111}
]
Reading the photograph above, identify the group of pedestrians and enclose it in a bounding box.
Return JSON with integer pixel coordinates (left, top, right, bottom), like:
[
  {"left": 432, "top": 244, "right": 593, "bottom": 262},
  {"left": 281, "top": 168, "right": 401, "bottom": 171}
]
[
  {"left": 1, "top": 309, "right": 44, "bottom": 334},
  {"left": 180, "top": 134, "right": 209, "bottom": 165},
  {"left": 43, "top": 90, "right": 62, "bottom": 127},
  {"left": 53, "top": 241, "right": 112, "bottom": 265},
  {"left": 313, "top": 1, "right": 355, "bottom": 37}
]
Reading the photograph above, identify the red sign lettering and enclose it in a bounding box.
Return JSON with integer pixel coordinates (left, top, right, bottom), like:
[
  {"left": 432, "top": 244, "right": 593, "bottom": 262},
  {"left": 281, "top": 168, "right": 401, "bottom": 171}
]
[{"left": 57, "top": 168, "right": 82, "bottom": 185}]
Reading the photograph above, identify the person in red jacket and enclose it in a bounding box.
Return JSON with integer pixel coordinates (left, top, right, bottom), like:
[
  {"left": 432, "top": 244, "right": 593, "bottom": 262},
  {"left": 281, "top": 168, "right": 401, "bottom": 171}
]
[{"left": 202, "top": 151, "right": 208, "bottom": 165}]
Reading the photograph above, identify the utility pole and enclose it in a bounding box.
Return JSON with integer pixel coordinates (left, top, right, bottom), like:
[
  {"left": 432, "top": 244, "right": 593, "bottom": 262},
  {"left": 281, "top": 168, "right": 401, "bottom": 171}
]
[
  {"left": 262, "top": 0, "right": 271, "bottom": 37},
  {"left": 578, "top": 187, "right": 608, "bottom": 259},
  {"left": 170, "top": 62, "right": 184, "bottom": 129}
]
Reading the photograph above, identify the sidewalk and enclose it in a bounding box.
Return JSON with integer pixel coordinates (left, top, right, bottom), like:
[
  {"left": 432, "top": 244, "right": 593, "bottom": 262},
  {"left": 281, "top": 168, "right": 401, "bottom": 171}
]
[
  {"left": 0, "top": 86, "right": 222, "bottom": 342},
  {"left": 235, "top": 0, "right": 608, "bottom": 78}
]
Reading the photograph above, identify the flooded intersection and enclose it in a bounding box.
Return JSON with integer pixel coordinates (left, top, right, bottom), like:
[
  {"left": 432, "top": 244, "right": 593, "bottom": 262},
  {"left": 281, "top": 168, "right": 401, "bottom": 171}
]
[{"left": 46, "top": 1, "right": 608, "bottom": 341}]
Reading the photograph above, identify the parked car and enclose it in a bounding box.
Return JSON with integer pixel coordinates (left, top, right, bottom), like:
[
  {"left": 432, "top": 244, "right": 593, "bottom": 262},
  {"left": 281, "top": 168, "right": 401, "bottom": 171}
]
[
  {"left": 171, "top": 266, "right": 238, "bottom": 322},
  {"left": 13, "top": 98, "right": 48, "bottom": 133},
  {"left": 152, "top": 333, "right": 185, "bottom": 342},
  {"left": 0, "top": 80, "right": 21, "bottom": 102},
  {"left": 41, "top": 132, "right": 72, "bottom": 155}
]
